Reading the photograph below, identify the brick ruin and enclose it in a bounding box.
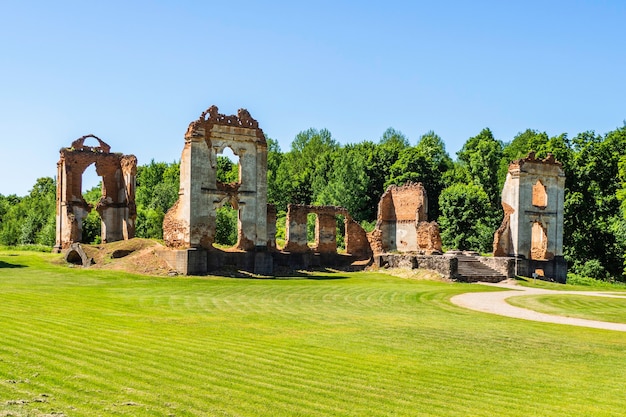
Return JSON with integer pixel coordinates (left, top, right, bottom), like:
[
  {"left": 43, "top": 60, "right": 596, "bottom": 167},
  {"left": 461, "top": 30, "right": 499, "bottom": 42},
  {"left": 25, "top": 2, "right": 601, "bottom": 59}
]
[
  {"left": 54, "top": 135, "right": 137, "bottom": 252},
  {"left": 54, "top": 107, "right": 565, "bottom": 282},
  {"left": 493, "top": 152, "right": 566, "bottom": 282},
  {"left": 369, "top": 182, "right": 442, "bottom": 255},
  {"left": 282, "top": 204, "right": 371, "bottom": 259},
  {"left": 159, "top": 106, "right": 375, "bottom": 275},
  {"left": 163, "top": 105, "right": 268, "bottom": 251}
]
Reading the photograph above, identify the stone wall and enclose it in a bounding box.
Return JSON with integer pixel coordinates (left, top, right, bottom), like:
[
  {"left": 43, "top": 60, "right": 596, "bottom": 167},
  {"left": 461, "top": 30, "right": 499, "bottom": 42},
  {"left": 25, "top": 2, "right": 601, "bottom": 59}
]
[
  {"left": 477, "top": 256, "right": 515, "bottom": 278},
  {"left": 373, "top": 253, "right": 458, "bottom": 279},
  {"left": 493, "top": 152, "right": 566, "bottom": 282},
  {"left": 163, "top": 106, "right": 268, "bottom": 251}
]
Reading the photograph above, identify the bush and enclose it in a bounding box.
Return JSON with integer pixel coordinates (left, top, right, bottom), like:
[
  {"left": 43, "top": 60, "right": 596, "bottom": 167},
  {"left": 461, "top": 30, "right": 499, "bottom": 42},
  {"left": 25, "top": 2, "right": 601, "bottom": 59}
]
[
  {"left": 566, "top": 273, "right": 626, "bottom": 288},
  {"left": 215, "top": 205, "right": 238, "bottom": 246},
  {"left": 574, "top": 259, "right": 610, "bottom": 281}
]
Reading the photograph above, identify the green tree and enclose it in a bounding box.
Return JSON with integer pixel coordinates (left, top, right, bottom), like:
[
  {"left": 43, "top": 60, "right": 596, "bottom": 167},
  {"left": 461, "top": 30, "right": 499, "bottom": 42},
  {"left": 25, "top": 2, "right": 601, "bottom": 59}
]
[
  {"left": 0, "top": 178, "right": 56, "bottom": 246},
  {"left": 385, "top": 131, "right": 452, "bottom": 219},
  {"left": 315, "top": 145, "right": 370, "bottom": 221},
  {"left": 457, "top": 128, "right": 503, "bottom": 210},
  {"left": 274, "top": 128, "right": 339, "bottom": 210},
  {"left": 135, "top": 160, "right": 180, "bottom": 239},
  {"left": 82, "top": 184, "right": 102, "bottom": 244},
  {"left": 362, "top": 128, "right": 410, "bottom": 215},
  {"left": 215, "top": 204, "right": 238, "bottom": 246},
  {"left": 216, "top": 156, "right": 238, "bottom": 183},
  {"left": 266, "top": 137, "right": 283, "bottom": 206},
  {"left": 565, "top": 127, "right": 626, "bottom": 279},
  {"left": 438, "top": 183, "right": 493, "bottom": 252},
  {"left": 498, "top": 129, "right": 550, "bottom": 188}
]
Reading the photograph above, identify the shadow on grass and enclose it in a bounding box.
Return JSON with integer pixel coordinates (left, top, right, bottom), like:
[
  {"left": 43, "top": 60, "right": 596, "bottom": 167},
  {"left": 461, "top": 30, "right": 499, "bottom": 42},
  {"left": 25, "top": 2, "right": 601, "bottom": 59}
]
[
  {"left": 0, "top": 260, "right": 27, "bottom": 269},
  {"left": 209, "top": 267, "right": 351, "bottom": 280}
]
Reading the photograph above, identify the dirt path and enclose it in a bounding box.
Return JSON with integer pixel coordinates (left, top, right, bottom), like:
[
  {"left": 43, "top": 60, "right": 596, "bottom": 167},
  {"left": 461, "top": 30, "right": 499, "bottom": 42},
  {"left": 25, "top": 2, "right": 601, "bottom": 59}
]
[{"left": 450, "top": 282, "right": 626, "bottom": 332}]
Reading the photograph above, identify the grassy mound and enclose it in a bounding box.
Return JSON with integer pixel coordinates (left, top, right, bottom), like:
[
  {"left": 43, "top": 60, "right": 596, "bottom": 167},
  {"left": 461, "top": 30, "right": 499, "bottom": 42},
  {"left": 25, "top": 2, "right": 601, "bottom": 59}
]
[{"left": 74, "top": 238, "right": 173, "bottom": 276}]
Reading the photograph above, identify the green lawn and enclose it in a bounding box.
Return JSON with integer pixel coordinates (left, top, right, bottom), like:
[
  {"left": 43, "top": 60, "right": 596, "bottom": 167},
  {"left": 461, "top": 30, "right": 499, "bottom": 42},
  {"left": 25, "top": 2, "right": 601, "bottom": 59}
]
[
  {"left": 507, "top": 294, "right": 626, "bottom": 324},
  {"left": 1, "top": 251, "right": 626, "bottom": 416}
]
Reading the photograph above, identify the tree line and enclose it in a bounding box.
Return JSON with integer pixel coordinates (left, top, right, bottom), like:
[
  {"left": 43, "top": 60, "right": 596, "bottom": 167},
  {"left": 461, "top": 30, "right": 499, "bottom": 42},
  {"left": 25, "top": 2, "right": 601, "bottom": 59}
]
[{"left": 1, "top": 124, "right": 625, "bottom": 281}]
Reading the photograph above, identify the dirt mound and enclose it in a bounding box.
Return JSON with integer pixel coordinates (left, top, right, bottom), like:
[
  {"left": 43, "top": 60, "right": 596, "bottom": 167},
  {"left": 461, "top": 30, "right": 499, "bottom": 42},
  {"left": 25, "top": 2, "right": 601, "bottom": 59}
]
[{"left": 80, "top": 239, "right": 174, "bottom": 276}]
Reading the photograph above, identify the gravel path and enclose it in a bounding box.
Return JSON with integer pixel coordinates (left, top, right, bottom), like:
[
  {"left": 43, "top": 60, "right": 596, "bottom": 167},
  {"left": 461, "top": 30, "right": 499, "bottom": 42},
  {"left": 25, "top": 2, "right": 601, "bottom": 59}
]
[{"left": 450, "top": 282, "right": 626, "bottom": 332}]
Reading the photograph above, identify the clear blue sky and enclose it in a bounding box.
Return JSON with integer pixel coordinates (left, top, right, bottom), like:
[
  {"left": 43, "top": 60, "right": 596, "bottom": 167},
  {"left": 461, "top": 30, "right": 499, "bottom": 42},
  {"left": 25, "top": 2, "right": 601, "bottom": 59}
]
[{"left": 1, "top": 0, "right": 625, "bottom": 195}]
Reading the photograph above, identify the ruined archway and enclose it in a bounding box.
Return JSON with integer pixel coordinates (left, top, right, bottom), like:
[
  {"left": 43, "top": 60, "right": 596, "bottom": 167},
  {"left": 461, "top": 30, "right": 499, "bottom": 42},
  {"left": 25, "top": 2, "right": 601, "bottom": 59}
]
[
  {"left": 163, "top": 106, "right": 268, "bottom": 252},
  {"left": 54, "top": 135, "right": 137, "bottom": 252}
]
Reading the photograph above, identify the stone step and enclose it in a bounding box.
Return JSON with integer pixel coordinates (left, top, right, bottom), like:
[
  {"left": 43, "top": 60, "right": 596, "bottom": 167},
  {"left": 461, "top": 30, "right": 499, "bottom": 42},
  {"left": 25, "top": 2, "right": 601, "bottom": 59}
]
[{"left": 455, "top": 254, "right": 507, "bottom": 283}]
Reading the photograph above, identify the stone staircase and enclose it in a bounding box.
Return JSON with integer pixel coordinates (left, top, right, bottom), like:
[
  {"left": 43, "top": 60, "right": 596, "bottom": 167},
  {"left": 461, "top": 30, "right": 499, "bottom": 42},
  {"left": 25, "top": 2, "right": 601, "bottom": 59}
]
[{"left": 454, "top": 252, "right": 508, "bottom": 283}]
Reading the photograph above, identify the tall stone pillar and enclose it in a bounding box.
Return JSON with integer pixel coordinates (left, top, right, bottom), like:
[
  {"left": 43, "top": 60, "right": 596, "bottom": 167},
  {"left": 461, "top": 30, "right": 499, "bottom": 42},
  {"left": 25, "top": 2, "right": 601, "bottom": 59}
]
[{"left": 493, "top": 153, "right": 566, "bottom": 282}]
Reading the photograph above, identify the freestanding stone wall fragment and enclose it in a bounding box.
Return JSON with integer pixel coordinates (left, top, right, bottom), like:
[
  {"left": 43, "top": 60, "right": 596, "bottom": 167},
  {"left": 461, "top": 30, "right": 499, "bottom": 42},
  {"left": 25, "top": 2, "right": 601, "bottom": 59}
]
[
  {"left": 54, "top": 135, "right": 137, "bottom": 252},
  {"left": 163, "top": 106, "right": 268, "bottom": 251},
  {"left": 370, "top": 182, "right": 442, "bottom": 254},
  {"left": 493, "top": 152, "right": 566, "bottom": 282}
]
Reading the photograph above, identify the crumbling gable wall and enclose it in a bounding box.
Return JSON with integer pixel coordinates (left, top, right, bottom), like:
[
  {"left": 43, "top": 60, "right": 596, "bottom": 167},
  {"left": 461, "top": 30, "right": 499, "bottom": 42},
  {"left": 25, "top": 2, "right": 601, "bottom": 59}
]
[
  {"left": 493, "top": 152, "right": 566, "bottom": 281},
  {"left": 369, "top": 182, "right": 442, "bottom": 254},
  {"left": 54, "top": 135, "right": 137, "bottom": 251},
  {"left": 283, "top": 204, "right": 371, "bottom": 259},
  {"left": 163, "top": 106, "right": 268, "bottom": 251}
]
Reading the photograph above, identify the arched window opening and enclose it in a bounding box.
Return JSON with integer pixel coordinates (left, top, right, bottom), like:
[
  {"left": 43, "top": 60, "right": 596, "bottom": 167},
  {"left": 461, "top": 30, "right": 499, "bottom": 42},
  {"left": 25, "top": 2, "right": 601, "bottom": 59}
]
[
  {"left": 217, "top": 146, "right": 240, "bottom": 184},
  {"left": 532, "top": 180, "right": 548, "bottom": 209},
  {"left": 81, "top": 163, "right": 102, "bottom": 244},
  {"left": 530, "top": 221, "right": 548, "bottom": 260}
]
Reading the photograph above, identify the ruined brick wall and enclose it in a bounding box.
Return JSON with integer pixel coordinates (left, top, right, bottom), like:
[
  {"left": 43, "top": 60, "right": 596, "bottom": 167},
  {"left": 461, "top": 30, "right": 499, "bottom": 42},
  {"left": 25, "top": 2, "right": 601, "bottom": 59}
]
[
  {"left": 283, "top": 204, "right": 309, "bottom": 253},
  {"left": 370, "top": 182, "right": 441, "bottom": 254},
  {"left": 54, "top": 135, "right": 136, "bottom": 251},
  {"left": 283, "top": 204, "right": 369, "bottom": 257},
  {"left": 493, "top": 152, "right": 564, "bottom": 261},
  {"left": 493, "top": 202, "right": 514, "bottom": 257},
  {"left": 377, "top": 182, "right": 427, "bottom": 223},
  {"left": 417, "top": 221, "right": 442, "bottom": 253},
  {"left": 345, "top": 218, "right": 372, "bottom": 259},
  {"left": 493, "top": 152, "right": 566, "bottom": 281},
  {"left": 315, "top": 213, "right": 337, "bottom": 253},
  {"left": 163, "top": 106, "right": 267, "bottom": 251}
]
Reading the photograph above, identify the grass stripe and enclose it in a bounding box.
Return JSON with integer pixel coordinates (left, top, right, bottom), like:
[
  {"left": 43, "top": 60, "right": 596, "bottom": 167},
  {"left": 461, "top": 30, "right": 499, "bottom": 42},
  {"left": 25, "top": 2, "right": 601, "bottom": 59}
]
[{"left": 2, "top": 251, "right": 626, "bottom": 416}]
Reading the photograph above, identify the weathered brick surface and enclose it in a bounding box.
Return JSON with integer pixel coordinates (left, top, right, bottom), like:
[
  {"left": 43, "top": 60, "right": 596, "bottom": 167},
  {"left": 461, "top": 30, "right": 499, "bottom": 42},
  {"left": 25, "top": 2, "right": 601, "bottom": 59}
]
[
  {"left": 283, "top": 204, "right": 369, "bottom": 258},
  {"left": 163, "top": 106, "right": 267, "bottom": 251},
  {"left": 493, "top": 152, "right": 566, "bottom": 281},
  {"left": 417, "top": 221, "right": 442, "bottom": 253},
  {"left": 55, "top": 135, "right": 136, "bottom": 251},
  {"left": 370, "top": 182, "right": 441, "bottom": 254}
]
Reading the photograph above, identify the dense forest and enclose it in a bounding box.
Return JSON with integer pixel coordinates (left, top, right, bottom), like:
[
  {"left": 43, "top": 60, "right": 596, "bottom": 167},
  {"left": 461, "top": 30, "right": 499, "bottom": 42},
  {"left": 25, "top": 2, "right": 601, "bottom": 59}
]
[{"left": 1, "top": 124, "right": 625, "bottom": 281}]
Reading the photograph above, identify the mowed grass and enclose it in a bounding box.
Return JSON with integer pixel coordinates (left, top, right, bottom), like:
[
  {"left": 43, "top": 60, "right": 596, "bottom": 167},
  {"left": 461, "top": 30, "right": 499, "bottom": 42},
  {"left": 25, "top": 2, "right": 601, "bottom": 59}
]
[
  {"left": 1, "top": 252, "right": 626, "bottom": 416},
  {"left": 508, "top": 294, "right": 626, "bottom": 324}
]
